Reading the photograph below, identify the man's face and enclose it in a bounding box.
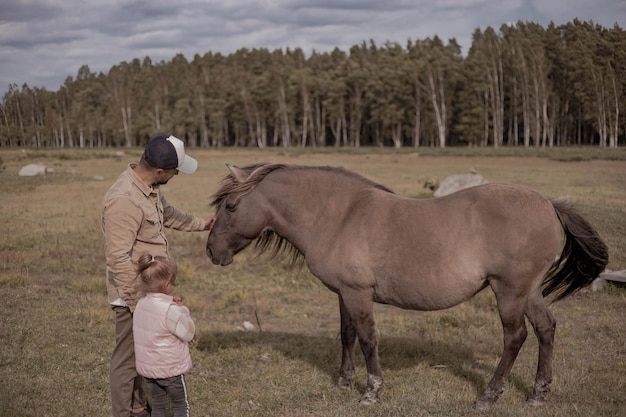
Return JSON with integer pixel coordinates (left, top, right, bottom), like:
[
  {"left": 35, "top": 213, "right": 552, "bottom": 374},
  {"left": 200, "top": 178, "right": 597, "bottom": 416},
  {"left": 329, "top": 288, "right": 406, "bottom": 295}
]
[{"left": 153, "top": 168, "right": 179, "bottom": 185}]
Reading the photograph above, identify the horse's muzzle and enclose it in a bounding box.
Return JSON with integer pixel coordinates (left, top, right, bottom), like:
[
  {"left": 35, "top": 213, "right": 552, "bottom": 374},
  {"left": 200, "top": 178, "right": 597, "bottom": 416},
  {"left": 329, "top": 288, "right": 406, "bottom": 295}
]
[{"left": 206, "top": 246, "right": 233, "bottom": 266}]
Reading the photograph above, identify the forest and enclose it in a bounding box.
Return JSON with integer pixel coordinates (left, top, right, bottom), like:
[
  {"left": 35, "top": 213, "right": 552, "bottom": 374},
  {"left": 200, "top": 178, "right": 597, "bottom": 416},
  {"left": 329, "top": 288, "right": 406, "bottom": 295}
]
[{"left": 1, "top": 19, "right": 624, "bottom": 149}]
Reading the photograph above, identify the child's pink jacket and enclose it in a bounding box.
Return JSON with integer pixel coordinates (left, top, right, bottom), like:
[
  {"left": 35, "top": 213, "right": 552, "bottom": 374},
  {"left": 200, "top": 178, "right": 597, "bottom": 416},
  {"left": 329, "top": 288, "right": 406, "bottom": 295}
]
[{"left": 133, "top": 293, "right": 195, "bottom": 379}]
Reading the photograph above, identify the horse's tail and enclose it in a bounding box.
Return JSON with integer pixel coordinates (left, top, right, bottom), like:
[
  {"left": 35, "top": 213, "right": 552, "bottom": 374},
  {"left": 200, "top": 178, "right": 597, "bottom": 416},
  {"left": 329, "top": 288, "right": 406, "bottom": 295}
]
[{"left": 542, "top": 198, "right": 609, "bottom": 301}]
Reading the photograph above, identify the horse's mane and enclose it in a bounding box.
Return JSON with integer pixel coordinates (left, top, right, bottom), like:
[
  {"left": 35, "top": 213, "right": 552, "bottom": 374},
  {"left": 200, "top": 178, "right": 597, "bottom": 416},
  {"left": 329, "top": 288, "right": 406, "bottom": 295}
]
[
  {"left": 209, "top": 163, "right": 394, "bottom": 268},
  {"left": 209, "top": 163, "right": 286, "bottom": 209}
]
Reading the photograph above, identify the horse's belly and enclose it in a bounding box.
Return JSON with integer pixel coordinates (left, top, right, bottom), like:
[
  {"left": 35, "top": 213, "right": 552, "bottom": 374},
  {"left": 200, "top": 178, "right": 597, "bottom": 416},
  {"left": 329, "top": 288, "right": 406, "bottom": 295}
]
[{"left": 373, "top": 273, "right": 487, "bottom": 311}]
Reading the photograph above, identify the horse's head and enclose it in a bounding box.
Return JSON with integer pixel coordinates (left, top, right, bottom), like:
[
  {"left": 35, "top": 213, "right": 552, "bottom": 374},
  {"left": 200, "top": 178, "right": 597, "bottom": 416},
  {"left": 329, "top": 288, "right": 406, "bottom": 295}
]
[{"left": 206, "top": 163, "right": 275, "bottom": 266}]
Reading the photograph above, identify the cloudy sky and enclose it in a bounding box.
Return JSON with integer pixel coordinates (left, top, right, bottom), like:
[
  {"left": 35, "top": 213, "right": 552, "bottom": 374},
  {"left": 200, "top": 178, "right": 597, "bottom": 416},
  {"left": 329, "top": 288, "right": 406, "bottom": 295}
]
[{"left": 1, "top": 0, "right": 624, "bottom": 96}]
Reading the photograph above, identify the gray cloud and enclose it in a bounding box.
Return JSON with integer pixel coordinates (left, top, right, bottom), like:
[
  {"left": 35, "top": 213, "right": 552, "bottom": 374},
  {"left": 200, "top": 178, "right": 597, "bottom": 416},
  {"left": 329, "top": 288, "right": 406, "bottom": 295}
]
[{"left": 0, "top": 0, "right": 624, "bottom": 95}]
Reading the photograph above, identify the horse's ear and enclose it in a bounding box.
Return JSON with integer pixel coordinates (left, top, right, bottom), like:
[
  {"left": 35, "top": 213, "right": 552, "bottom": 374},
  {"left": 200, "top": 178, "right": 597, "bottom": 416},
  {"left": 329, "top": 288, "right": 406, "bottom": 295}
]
[{"left": 226, "top": 164, "right": 247, "bottom": 183}]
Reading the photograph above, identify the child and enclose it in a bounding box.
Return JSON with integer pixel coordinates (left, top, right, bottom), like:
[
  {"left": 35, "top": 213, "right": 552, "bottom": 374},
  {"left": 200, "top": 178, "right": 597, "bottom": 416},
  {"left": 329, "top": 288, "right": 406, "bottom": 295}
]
[{"left": 133, "top": 253, "right": 195, "bottom": 417}]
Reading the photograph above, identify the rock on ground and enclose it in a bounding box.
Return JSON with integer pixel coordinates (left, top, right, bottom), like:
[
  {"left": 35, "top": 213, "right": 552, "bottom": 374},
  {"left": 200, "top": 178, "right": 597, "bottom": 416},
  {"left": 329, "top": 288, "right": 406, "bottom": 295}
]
[
  {"left": 19, "top": 164, "right": 53, "bottom": 176},
  {"left": 433, "top": 173, "right": 489, "bottom": 197}
]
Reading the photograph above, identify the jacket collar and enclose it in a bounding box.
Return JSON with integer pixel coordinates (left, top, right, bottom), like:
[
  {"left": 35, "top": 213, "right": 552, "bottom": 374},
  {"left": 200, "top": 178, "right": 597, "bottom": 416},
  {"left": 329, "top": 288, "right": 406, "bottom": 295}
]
[{"left": 127, "top": 163, "right": 157, "bottom": 197}]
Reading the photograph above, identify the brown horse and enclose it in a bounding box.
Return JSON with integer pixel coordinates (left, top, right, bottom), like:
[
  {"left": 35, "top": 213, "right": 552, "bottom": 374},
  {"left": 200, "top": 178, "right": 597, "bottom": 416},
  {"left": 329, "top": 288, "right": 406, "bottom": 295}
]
[{"left": 205, "top": 163, "right": 608, "bottom": 409}]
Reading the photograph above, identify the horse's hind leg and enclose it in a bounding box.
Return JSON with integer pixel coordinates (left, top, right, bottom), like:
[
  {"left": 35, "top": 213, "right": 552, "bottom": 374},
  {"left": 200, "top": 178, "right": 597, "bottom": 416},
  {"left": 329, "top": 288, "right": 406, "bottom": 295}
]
[
  {"left": 524, "top": 289, "right": 556, "bottom": 406},
  {"left": 475, "top": 288, "right": 528, "bottom": 411}
]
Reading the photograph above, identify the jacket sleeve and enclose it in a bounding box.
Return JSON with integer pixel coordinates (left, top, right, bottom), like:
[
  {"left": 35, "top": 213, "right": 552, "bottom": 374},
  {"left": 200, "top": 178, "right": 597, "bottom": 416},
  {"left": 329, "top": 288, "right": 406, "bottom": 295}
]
[
  {"left": 165, "top": 305, "right": 196, "bottom": 342},
  {"left": 102, "top": 195, "right": 142, "bottom": 310},
  {"left": 161, "top": 194, "right": 207, "bottom": 232}
]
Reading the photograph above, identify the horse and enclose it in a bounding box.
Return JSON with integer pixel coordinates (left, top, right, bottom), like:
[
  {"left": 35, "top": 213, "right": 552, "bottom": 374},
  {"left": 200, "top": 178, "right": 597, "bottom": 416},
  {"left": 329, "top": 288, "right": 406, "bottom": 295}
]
[{"left": 205, "top": 163, "right": 608, "bottom": 410}]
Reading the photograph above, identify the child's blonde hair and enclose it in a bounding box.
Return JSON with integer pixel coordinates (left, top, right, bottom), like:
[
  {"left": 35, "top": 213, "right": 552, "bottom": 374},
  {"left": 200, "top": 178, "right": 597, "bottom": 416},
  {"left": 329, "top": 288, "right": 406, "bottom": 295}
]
[{"left": 136, "top": 253, "right": 177, "bottom": 295}]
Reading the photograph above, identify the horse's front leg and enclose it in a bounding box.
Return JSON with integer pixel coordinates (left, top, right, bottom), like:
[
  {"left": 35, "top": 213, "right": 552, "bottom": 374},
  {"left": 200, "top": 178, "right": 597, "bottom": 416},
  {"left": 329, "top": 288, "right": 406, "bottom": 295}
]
[
  {"left": 335, "top": 293, "right": 357, "bottom": 391},
  {"left": 338, "top": 288, "right": 383, "bottom": 405}
]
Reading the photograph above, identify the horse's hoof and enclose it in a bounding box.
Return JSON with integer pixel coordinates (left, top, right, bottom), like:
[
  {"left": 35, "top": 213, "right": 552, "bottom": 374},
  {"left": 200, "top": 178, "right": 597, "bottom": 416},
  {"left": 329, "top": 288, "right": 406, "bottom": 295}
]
[
  {"left": 358, "top": 374, "right": 383, "bottom": 405},
  {"left": 359, "top": 394, "right": 378, "bottom": 405},
  {"left": 334, "top": 376, "right": 354, "bottom": 391},
  {"left": 475, "top": 386, "right": 502, "bottom": 411},
  {"left": 527, "top": 381, "right": 550, "bottom": 406},
  {"left": 332, "top": 384, "right": 350, "bottom": 392},
  {"left": 473, "top": 399, "right": 493, "bottom": 412},
  {"left": 526, "top": 397, "right": 546, "bottom": 407}
]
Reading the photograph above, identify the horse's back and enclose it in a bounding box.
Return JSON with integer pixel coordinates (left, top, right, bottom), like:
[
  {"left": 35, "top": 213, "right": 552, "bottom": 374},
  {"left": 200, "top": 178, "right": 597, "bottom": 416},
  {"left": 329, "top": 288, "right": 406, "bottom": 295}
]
[{"left": 368, "top": 182, "right": 560, "bottom": 249}]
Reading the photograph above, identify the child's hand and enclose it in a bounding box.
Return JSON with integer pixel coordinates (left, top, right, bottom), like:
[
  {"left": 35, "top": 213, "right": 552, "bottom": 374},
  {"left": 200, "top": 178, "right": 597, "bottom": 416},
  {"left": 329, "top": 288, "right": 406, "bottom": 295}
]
[{"left": 173, "top": 295, "right": 184, "bottom": 306}]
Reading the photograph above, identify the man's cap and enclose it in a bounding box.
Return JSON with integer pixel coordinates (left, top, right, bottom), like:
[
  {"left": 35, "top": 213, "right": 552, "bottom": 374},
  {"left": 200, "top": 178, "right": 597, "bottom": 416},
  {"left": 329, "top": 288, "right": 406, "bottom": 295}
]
[{"left": 144, "top": 135, "right": 198, "bottom": 174}]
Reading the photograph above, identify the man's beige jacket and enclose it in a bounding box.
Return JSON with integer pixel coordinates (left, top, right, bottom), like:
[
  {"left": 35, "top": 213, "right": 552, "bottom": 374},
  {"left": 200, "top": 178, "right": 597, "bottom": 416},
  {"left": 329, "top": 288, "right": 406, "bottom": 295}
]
[{"left": 101, "top": 163, "right": 206, "bottom": 311}]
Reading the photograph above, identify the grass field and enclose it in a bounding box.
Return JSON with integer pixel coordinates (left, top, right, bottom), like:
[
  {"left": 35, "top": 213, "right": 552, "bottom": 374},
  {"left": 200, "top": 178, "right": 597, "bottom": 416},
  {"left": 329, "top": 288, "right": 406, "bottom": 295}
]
[{"left": 1, "top": 147, "right": 625, "bottom": 417}]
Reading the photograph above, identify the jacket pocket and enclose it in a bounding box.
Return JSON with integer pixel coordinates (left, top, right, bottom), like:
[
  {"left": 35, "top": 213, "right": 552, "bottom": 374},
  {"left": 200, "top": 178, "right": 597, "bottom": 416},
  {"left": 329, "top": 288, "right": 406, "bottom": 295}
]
[{"left": 139, "top": 217, "right": 161, "bottom": 240}]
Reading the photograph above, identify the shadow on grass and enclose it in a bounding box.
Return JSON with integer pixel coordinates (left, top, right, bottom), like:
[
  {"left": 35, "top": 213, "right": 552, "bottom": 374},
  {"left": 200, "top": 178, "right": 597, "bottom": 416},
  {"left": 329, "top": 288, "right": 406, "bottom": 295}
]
[{"left": 194, "top": 329, "right": 534, "bottom": 399}]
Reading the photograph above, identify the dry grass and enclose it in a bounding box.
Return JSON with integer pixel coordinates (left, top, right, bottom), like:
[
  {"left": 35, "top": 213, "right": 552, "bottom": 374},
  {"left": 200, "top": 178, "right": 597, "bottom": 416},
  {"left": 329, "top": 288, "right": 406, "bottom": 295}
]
[{"left": 0, "top": 147, "right": 624, "bottom": 417}]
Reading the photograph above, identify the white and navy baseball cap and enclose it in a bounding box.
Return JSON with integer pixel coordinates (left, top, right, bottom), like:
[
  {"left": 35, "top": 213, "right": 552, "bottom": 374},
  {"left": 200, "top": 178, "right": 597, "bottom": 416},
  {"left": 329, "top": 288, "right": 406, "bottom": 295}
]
[{"left": 144, "top": 135, "right": 198, "bottom": 174}]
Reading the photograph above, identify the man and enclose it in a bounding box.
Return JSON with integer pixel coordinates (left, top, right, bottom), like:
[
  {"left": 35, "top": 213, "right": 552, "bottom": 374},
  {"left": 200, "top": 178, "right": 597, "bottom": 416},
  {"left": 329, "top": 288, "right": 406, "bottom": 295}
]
[{"left": 101, "top": 135, "right": 213, "bottom": 417}]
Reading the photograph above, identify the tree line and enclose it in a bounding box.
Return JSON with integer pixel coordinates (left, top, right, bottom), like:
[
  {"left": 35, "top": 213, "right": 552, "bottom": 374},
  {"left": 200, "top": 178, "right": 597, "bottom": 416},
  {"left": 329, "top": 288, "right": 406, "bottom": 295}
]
[{"left": 1, "top": 19, "right": 624, "bottom": 149}]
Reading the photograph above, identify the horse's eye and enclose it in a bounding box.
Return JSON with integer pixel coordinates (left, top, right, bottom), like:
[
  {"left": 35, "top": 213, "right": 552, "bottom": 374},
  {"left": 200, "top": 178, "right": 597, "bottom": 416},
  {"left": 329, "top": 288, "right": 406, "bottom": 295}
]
[{"left": 225, "top": 202, "right": 237, "bottom": 212}]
